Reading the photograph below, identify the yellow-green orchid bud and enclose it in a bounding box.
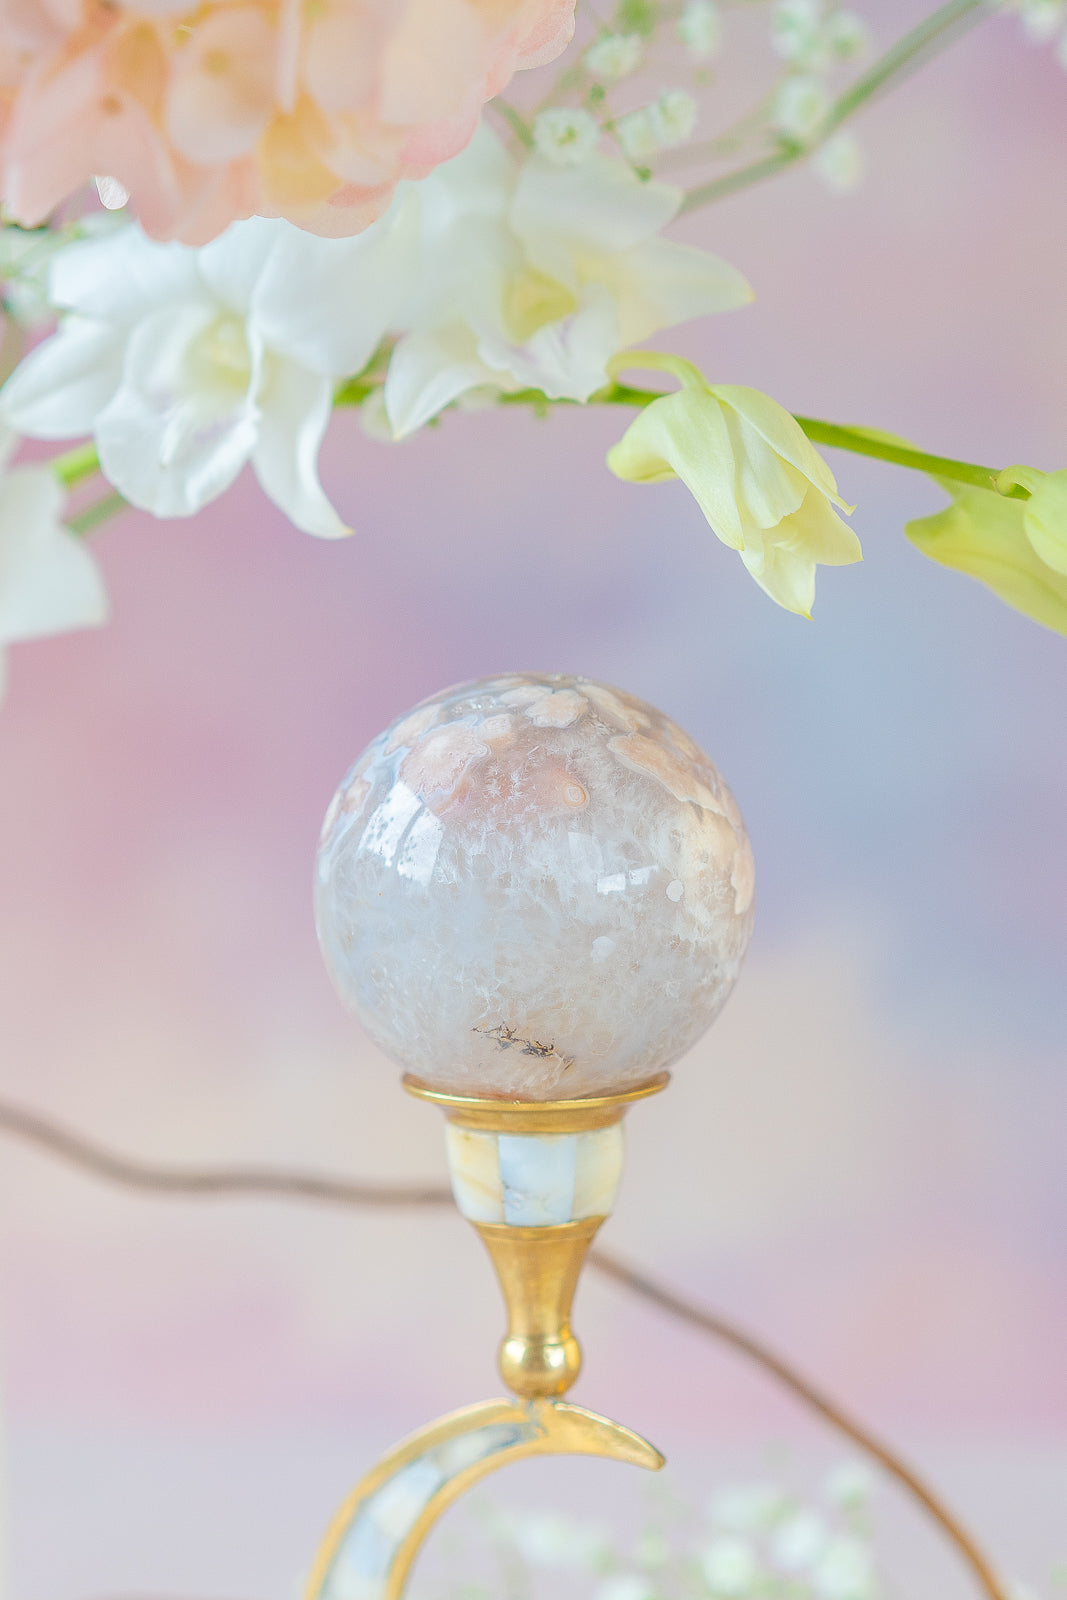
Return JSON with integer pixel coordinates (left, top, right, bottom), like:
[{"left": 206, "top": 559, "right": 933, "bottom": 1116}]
[
  {"left": 996, "top": 464, "right": 1067, "bottom": 577},
  {"left": 606, "top": 374, "right": 860, "bottom": 616},
  {"left": 907, "top": 482, "right": 1067, "bottom": 638}
]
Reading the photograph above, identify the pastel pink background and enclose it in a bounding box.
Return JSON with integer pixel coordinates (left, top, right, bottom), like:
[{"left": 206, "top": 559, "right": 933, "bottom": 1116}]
[{"left": 0, "top": 8, "right": 1064, "bottom": 1596}]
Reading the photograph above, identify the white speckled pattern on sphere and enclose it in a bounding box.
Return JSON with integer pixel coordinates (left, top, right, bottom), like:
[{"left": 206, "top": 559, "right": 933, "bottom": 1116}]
[{"left": 315, "top": 674, "right": 754, "bottom": 1099}]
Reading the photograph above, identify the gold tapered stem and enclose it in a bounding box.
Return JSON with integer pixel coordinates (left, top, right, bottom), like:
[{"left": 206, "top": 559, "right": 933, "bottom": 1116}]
[
  {"left": 475, "top": 1216, "right": 602, "bottom": 1398},
  {"left": 403, "top": 1073, "right": 669, "bottom": 1401}
]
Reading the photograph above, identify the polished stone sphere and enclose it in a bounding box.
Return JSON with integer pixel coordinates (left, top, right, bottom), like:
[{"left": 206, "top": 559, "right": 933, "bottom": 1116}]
[{"left": 315, "top": 673, "right": 754, "bottom": 1099}]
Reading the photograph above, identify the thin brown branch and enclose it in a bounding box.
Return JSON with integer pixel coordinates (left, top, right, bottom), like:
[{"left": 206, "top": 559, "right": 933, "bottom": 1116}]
[
  {"left": 589, "top": 1247, "right": 1008, "bottom": 1600},
  {"left": 0, "top": 1098, "right": 453, "bottom": 1208},
  {"left": 0, "top": 1095, "right": 1008, "bottom": 1600}
]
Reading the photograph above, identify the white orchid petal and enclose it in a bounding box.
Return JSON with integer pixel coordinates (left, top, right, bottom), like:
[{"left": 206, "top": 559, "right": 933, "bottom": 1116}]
[
  {"left": 98, "top": 390, "right": 257, "bottom": 516},
  {"left": 722, "top": 407, "right": 808, "bottom": 528},
  {"left": 251, "top": 361, "right": 349, "bottom": 538},
  {"left": 739, "top": 534, "right": 817, "bottom": 617},
  {"left": 608, "top": 388, "right": 744, "bottom": 548},
  {"left": 419, "top": 124, "right": 516, "bottom": 229},
  {"left": 609, "top": 238, "right": 752, "bottom": 347},
  {"left": 609, "top": 381, "right": 859, "bottom": 613},
  {"left": 385, "top": 325, "right": 497, "bottom": 437},
  {"left": 478, "top": 286, "right": 619, "bottom": 400},
  {"left": 0, "top": 466, "right": 108, "bottom": 643},
  {"left": 713, "top": 384, "right": 847, "bottom": 505},
  {"left": 397, "top": 125, "right": 749, "bottom": 438},
  {"left": 49, "top": 226, "right": 198, "bottom": 321},
  {"left": 253, "top": 192, "right": 421, "bottom": 376},
  {"left": 512, "top": 154, "right": 681, "bottom": 275},
  {"left": 96, "top": 304, "right": 257, "bottom": 516},
  {"left": 198, "top": 217, "right": 284, "bottom": 314},
  {"left": 2, "top": 320, "right": 124, "bottom": 438},
  {"left": 781, "top": 484, "right": 862, "bottom": 567},
  {"left": 406, "top": 215, "right": 518, "bottom": 336}
]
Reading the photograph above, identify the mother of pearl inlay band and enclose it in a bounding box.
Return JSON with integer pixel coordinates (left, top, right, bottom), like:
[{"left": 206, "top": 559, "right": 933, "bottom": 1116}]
[{"left": 445, "top": 1124, "right": 625, "bottom": 1226}]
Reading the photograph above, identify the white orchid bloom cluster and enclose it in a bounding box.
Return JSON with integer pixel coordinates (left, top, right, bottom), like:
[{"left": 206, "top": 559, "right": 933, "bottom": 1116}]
[
  {"left": 608, "top": 354, "right": 861, "bottom": 616},
  {"left": 383, "top": 126, "right": 752, "bottom": 436},
  {"left": 1, "top": 0, "right": 1062, "bottom": 699},
  {"left": 1, "top": 123, "right": 751, "bottom": 538},
  {"left": 2, "top": 204, "right": 419, "bottom": 538},
  {"left": 0, "top": 426, "right": 107, "bottom": 703}
]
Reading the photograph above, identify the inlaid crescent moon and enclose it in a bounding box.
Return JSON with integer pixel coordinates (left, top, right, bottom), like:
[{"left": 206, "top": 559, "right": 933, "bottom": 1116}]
[{"left": 304, "top": 1397, "right": 665, "bottom": 1600}]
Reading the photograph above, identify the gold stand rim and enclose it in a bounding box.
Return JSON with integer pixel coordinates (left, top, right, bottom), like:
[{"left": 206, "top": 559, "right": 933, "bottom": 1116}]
[{"left": 402, "top": 1071, "right": 669, "bottom": 1132}]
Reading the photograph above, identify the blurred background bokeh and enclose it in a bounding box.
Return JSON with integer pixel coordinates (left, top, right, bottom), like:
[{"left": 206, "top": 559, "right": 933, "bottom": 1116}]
[{"left": 1, "top": 5, "right": 1064, "bottom": 1596}]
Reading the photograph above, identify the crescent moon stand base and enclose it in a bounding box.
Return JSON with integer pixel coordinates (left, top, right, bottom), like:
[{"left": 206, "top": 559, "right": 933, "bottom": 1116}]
[{"left": 304, "top": 1075, "right": 670, "bottom": 1600}]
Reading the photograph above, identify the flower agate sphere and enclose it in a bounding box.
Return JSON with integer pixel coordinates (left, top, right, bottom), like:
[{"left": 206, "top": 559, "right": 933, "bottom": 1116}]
[{"left": 315, "top": 675, "right": 754, "bottom": 1099}]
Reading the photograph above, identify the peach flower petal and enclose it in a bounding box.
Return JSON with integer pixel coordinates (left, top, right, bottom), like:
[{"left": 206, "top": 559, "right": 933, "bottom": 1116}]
[
  {"left": 0, "top": 0, "right": 577, "bottom": 242},
  {"left": 165, "top": 8, "right": 276, "bottom": 165}
]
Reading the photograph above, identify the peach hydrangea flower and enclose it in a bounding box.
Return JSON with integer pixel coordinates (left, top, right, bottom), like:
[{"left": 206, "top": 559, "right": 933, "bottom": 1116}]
[{"left": 0, "top": 0, "right": 576, "bottom": 245}]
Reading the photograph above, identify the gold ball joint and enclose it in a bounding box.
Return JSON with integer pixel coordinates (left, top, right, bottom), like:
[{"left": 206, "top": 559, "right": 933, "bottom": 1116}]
[{"left": 478, "top": 1216, "right": 596, "bottom": 1398}]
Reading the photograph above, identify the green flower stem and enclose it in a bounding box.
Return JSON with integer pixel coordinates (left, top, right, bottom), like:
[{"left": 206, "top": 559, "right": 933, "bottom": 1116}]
[
  {"left": 68, "top": 489, "right": 127, "bottom": 536},
  {"left": 680, "top": 0, "right": 989, "bottom": 214},
  {"left": 51, "top": 440, "right": 100, "bottom": 487},
  {"left": 492, "top": 98, "right": 535, "bottom": 149},
  {"left": 328, "top": 374, "right": 1028, "bottom": 497},
  {"left": 498, "top": 381, "right": 1029, "bottom": 496},
  {"left": 793, "top": 416, "right": 1029, "bottom": 498},
  {"left": 333, "top": 377, "right": 376, "bottom": 407},
  {"left": 608, "top": 349, "right": 706, "bottom": 388}
]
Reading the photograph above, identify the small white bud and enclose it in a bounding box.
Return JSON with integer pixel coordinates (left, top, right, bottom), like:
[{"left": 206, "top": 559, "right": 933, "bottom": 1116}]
[
  {"left": 772, "top": 0, "right": 826, "bottom": 65},
  {"left": 637, "top": 1528, "right": 671, "bottom": 1568},
  {"left": 823, "top": 1460, "right": 875, "bottom": 1510},
  {"left": 770, "top": 1510, "right": 828, "bottom": 1573},
  {"left": 812, "top": 1536, "right": 875, "bottom": 1600},
  {"left": 709, "top": 1483, "right": 790, "bottom": 1532},
  {"left": 1018, "top": 0, "right": 1064, "bottom": 40},
  {"left": 595, "top": 1577, "right": 657, "bottom": 1600},
  {"left": 532, "top": 106, "right": 601, "bottom": 165},
  {"left": 772, "top": 74, "right": 830, "bottom": 141},
  {"left": 617, "top": 90, "right": 698, "bottom": 160},
  {"left": 511, "top": 1510, "right": 611, "bottom": 1570},
  {"left": 824, "top": 9, "right": 870, "bottom": 57},
  {"left": 585, "top": 31, "right": 643, "bottom": 79},
  {"left": 811, "top": 129, "right": 864, "bottom": 191},
  {"left": 678, "top": 0, "right": 722, "bottom": 58},
  {"left": 653, "top": 88, "right": 699, "bottom": 147},
  {"left": 616, "top": 105, "right": 662, "bottom": 160},
  {"left": 700, "top": 1536, "right": 760, "bottom": 1596}
]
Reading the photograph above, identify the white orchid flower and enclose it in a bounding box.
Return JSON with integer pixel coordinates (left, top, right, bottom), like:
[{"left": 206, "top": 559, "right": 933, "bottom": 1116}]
[
  {"left": 606, "top": 355, "right": 860, "bottom": 616},
  {"left": 0, "top": 427, "right": 107, "bottom": 703},
  {"left": 2, "top": 202, "right": 418, "bottom": 536},
  {"left": 384, "top": 125, "right": 752, "bottom": 437}
]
